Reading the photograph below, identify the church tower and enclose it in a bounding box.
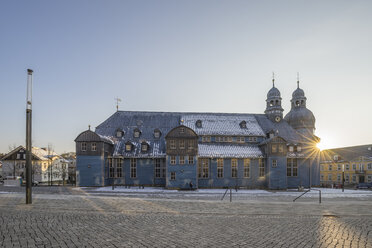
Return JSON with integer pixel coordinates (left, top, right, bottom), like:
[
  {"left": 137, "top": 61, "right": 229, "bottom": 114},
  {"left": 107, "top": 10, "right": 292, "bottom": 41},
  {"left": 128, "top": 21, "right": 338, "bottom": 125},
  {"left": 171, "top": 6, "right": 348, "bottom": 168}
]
[
  {"left": 265, "top": 77, "right": 284, "bottom": 123},
  {"left": 284, "top": 78, "right": 315, "bottom": 136}
]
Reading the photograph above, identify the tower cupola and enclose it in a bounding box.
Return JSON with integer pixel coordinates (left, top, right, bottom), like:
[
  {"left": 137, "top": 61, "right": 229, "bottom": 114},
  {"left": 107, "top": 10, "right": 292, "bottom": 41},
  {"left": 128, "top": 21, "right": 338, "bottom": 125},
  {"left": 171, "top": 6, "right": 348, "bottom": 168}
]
[
  {"left": 265, "top": 77, "right": 284, "bottom": 123},
  {"left": 284, "top": 78, "right": 315, "bottom": 136}
]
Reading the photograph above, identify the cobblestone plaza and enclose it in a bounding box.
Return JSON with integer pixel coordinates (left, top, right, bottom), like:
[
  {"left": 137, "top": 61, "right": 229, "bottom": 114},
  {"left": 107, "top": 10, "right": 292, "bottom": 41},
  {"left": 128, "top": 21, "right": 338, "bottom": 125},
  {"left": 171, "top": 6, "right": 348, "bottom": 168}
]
[{"left": 1, "top": 186, "right": 372, "bottom": 247}]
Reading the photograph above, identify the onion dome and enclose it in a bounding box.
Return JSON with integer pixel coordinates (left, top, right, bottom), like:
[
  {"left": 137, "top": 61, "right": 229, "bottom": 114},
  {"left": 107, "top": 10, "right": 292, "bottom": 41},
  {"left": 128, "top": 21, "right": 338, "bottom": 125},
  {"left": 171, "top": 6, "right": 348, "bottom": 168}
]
[{"left": 267, "top": 86, "right": 281, "bottom": 98}]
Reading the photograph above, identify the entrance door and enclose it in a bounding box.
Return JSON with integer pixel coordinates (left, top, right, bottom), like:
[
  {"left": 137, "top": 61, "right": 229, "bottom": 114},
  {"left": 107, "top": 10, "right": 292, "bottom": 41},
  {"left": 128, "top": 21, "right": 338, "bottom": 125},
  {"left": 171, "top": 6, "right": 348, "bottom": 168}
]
[{"left": 359, "top": 176, "right": 365, "bottom": 183}]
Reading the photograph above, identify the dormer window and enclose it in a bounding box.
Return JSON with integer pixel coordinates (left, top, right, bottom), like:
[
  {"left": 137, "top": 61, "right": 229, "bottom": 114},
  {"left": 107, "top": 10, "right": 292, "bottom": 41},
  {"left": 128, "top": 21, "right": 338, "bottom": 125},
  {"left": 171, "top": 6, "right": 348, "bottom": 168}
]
[
  {"left": 297, "top": 146, "right": 302, "bottom": 152},
  {"left": 334, "top": 155, "right": 339, "bottom": 161},
  {"left": 134, "top": 129, "right": 141, "bottom": 138},
  {"left": 125, "top": 142, "right": 132, "bottom": 152},
  {"left": 141, "top": 142, "right": 149, "bottom": 152},
  {"left": 81, "top": 142, "right": 87, "bottom": 151},
  {"left": 180, "top": 127, "right": 185, "bottom": 134},
  {"left": 196, "top": 120, "right": 202, "bottom": 128},
  {"left": 154, "top": 129, "right": 161, "bottom": 138},
  {"left": 116, "top": 129, "right": 124, "bottom": 138},
  {"left": 288, "top": 146, "right": 294, "bottom": 152},
  {"left": 240, "top": 121, "right": 247, "bottom": 129}
]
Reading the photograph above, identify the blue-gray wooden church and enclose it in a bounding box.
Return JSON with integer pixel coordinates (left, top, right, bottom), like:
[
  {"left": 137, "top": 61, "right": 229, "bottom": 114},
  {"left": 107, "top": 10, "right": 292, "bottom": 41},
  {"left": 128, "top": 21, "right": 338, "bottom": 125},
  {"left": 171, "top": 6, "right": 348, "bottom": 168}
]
[{"left": 75, "top": 80, "right": 320, "bottom": 189}]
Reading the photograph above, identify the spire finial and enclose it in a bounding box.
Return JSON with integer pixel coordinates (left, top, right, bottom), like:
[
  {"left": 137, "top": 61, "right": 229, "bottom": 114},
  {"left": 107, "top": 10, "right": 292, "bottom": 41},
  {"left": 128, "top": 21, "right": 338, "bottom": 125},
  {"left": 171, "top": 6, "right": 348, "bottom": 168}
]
[
  {"left": 297, "top": 72, "right": 300, "bottom": 88},
  {"left": 115, "top": 97, "right": 122, "bottom": 111},
  {"left": 272, "top": 72, "right": 275, "bottom": 87},
  {"left": 88, "top": 125, "right": 91, "bottom": 130}
]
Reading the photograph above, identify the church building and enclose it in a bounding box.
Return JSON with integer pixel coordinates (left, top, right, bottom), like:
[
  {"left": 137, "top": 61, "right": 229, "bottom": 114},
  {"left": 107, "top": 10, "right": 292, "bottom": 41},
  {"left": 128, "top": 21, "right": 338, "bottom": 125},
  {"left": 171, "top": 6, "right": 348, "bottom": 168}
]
[{"left": 75, "top": 79, "right": 320, "bottom": 189}]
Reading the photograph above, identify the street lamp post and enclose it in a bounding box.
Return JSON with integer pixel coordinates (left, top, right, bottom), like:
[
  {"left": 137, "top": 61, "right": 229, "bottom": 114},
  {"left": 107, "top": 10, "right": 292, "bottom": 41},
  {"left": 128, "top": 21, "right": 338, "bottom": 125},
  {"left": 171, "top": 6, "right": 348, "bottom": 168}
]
[
  {"left": 342, "top": 164, "right": 345, "bottom": 192},
  {"left": 26, "top": 69, "right": 33, "bottom": 204}
]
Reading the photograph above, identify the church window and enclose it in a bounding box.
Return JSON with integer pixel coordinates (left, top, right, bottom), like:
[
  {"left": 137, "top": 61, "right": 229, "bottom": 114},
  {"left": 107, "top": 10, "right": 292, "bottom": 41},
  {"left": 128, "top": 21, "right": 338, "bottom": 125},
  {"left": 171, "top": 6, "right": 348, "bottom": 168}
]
[
  {"left": 287, "top": 158, "right": 298, "bottom": 177},
  {"left": 130, "top": 159, "right": 137, "bottom": 178},
  {"left": 198, "top": 159, "right": 209, "bottom": 178},
  {"left": 179, "top": 140, "right": 185, "bottom": 149},
  {"left": 272, "top": 159, "right": 277, "bottom": 168},
  {"left": 259, "top": 159, "right": 265, "bottom": 177},
  {"left": 295, "top": 101, "right": 300, "bottom": 106},
  {"left": 272, "top": 145, "right": 277, "bottom": 153},
  {"left": 244, "top": 159, "right": 250, "bottom": 178},
  {"left": 116, "top": 158, "right": 123, "bottom": 178},
  {"left": 248, "top": 137, "right": 257, "bottom": 142},
  {"left": 170, "top": 140, "right": 176, "bottom": 149},
  {"left": 170, "top": 172, "right": 176, "bottom": 180},
  {"left": 108, "top": 158, "right": 114, "bottom": 178},
  {"left": 217, "top": 159, "right": 224, "bottom": 178},
  {"left": 288, "top": 146, "right": 294, "bottom": 152},
  {"left": 188, "top": 156, "right": 194, "bottom": 164},
  {"left": 301, "top": 100, "right": 304, "bottom": 105},
  {"left": 179, "top": 156, "right": 185, "bottom": 165},
  {"left": 237, "top": 137, "right": 245, "bottom": 143},
  {"left": 275, "top": 100, "right": 279, "bottom": 105},
  {"left": 81, "top": 142, "right": 87, "bottom": 151},
  {"left": 171, "top": 156, "right": 176, "bottom": 165},
  {"left": 188, "top": 140, "right": 194, "bottom": 150},
  {"left": 278, "top": 144, "right": 284, "bottom": 153},
  {"left": 231, "top": 159, "right": 238, "bottom": 178},
  {"left": 297, "top": 146, "right": 302, "bottom": 152},
  {"left": 270, "top": 100, "right": 274, "bottom": 107},
  {"left": 91, "top": 143, "right": 97, "bottom": 151},
  {"left": 155, "top": 159, "right": 166, "bottom": 178},
  {"left": 202, "top": 136, "right": 211, "bottom": 142}
]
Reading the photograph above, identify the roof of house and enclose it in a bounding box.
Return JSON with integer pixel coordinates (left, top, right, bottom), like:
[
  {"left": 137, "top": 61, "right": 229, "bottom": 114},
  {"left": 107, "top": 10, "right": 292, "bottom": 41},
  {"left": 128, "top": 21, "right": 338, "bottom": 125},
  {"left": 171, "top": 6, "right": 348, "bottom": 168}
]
[
  {"left": 198, "top": 144, "right": 263, "bottom": 158},
  {"left": 93, "top": 111, "right": 310, "bottom": 157},
  {"left": 320, "top": 144, "right": 372, "bottom": 162},
  {"left": 0, "top": 145, "right": 60, "bottom": 161}
]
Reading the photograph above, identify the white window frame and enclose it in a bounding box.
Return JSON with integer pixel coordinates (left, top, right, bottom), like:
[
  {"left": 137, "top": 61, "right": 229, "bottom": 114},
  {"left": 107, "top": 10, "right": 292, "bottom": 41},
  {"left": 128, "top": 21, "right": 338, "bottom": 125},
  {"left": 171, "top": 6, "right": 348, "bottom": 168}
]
[
  {"left": 170, "top": 156, "right": 176, "bottom": 165},
  {"left": 170, "top": 172, "right": 176, "bottom": 180},
  {"left": 244, "top": 159, "right": 250, "bottom": 178},
  {"left": 231, "top": 159, "right": 238, "bottom": 178},
  {"left": 179, "top": 140, "right": 185, "bottom": 149},
  {"left": 91, "top": 142, "right": 97, "bottom": 151},
  {"left": 170, "top": 140, "right": 176, "bottom": 149},
  {"left": 272, "top": 159, "right": 277, "bottom": 168},
  {"left": 188, "top": 156, "right": 194, "bottom": 165},
  {"left": 81, "top": 142, "right": 87, "bottom": 151},
  {"left": 179, "top": 156, "right": 185, "bottom": 165}
]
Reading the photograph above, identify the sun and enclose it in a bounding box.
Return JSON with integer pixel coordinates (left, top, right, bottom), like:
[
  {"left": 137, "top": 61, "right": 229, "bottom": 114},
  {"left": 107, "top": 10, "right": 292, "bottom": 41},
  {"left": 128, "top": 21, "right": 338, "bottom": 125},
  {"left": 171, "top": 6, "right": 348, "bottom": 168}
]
[{"left": 316, "top": 140, "right": 331, "bottom": 151}]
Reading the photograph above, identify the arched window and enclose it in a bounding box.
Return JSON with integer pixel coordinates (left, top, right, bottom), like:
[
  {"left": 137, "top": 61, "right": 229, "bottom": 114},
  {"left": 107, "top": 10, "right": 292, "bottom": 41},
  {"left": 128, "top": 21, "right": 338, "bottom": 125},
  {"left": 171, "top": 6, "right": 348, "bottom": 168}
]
[
  {"left": 295, "top": 101, "right": 300, "bottom": 106},
  {"left": 270, "top": 100, "right": 274, "bottom": 107}
]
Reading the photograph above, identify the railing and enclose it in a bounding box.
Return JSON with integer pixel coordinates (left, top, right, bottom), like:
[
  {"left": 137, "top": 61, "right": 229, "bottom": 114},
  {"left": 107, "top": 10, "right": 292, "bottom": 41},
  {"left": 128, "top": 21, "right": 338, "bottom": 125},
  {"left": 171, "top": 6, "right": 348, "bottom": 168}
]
[
  {"left": 293, "top": 189, "right": 321, "bottom": 204},
  {"left": 221, "top": 188, "right": 233, "bottom": 202}
]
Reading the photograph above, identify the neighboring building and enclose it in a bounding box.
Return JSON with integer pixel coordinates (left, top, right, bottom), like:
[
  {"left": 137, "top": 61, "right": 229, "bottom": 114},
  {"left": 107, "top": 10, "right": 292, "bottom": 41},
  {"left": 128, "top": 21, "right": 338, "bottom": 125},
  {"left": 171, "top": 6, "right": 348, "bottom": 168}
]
[
  {"left": 0, "top": 146, "right": 66, "bottom": 184},
  {"left": 61, "top": 152, "right": 76, "bottom": 185},
  {"left": 75, "top": 80, "right": 320, "bottom": 189},
  {"left": 320, "top": 145, "right": 372, "bottom": 186}
]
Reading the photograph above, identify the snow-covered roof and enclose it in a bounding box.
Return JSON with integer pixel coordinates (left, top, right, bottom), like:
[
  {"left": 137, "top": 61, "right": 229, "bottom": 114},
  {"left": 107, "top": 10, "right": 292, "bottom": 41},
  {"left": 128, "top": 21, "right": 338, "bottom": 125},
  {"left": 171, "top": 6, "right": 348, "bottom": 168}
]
[
  {"left": 114, "top": 141, "right": 166, "bottom": 158},
  {"left": 32, "top": 147, "right": 60, "bottom": 161},
  {"left": 181, "top": 114, "right": 265, "bottom": 136},
  {"left": 198, "top": 144, "right": 264, "bottom": 158}
]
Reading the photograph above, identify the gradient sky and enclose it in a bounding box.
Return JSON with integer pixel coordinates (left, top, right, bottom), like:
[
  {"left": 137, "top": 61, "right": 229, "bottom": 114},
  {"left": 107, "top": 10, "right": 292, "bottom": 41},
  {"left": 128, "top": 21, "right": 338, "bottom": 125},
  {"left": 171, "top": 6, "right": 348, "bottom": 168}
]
[{"left": 1, "top": 0, "right": 372, "bottom": 154}]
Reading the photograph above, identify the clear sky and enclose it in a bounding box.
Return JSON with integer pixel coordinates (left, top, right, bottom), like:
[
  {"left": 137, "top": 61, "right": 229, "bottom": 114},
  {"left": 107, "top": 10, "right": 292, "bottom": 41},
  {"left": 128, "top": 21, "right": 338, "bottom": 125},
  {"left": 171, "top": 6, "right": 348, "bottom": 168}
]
[{"left": 1, "top": 0, "right": 371, "bottom": 154}]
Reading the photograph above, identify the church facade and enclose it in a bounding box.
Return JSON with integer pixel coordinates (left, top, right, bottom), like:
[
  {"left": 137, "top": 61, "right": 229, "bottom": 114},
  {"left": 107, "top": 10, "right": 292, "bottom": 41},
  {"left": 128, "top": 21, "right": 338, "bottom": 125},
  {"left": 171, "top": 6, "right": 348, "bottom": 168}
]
[{"left": 75, "top": 80, "right": 320, "bottom": 189}]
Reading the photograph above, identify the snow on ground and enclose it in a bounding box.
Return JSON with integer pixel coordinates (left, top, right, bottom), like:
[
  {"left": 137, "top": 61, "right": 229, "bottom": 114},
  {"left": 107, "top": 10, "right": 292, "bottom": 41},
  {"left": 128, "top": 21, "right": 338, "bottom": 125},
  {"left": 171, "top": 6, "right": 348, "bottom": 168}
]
[{"left": 84, "top": 186, "right": 372, "bottom": 198}]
